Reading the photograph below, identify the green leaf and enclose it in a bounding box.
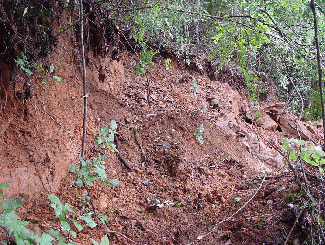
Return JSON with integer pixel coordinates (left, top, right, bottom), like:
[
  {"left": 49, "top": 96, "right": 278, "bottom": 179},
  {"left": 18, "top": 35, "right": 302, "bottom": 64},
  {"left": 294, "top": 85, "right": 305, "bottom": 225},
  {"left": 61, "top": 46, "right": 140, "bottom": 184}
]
[
  {"left": 320, "top": 159, "right": 325, "bottom": 165},
  {"left": 84, "top": 175, "right": 97, "bottom": 186},
  {"left": 76, "top": 177, "right": 83, "bottom": 187},
  {"left": 22, "top": 67, "right": 33, "bottom": 75},
  {"left": 300, "top": 151, "right": 317, "bottom": 165},
  {"left": 282, "top": 140, "right": 290, "bottom": 151},
  {"left": 317, "top": 217, "right": 325, "bottom": 227},
  {"left": 2, "top": 197, "right": 15, "bottom": 213},
  {"left": 49, "top": 64, "right": 54, "bottom": 73},
  {"left": 110, "top": 144, "right": 119, "bottom": 153},
  {"left": 69, "top": 162, "right": 78, "bottom": 173},
  {"left": 73, "top": 221, "right": 84, "bottom": 231},
  {"left": 48, "top": 194, "right": 62, "bottom": 206},
  {"left": 80, "top": 157, "right": 87, "bottom": 167},
  {"left": 95, "top": 137, "right": 103, "bottom": 146},
  {"left": 108, "top": 133, "right": 115, "bottom": 142},
  {"left": 110, "top": 120, "right": 117, "bottom": 131},
  {"left": 231, "top": 197, "right": 242, "bottom": 204},
  {"left": 95, "top": 166, "right": 108, "bottom": 181},
  {"left": 99, "top": 215, "right": 108, "bottom": 225},
  {"left": 100, "top": 127, "right": 109, "bottom": 137},
  {"left": 61, "top": 220, "right": 71, "bottom": 231},
  {"left": 108, "top": 179, "right": 120, "bottom": 186},
  {"left": 100, "top": 235, "right": 109, "bottom": 245},
  {"left": 78, "top": 167, "right": 91, "bottom": 176},
  {"left": 15, "top": 59, "right": 25, "bottom": 66},
  {"left": 0, "top": 182, "right": 9, "bottom": 190},
  {"left": 312, "top": 150, "right": 325, "bottom": 162},
  {"left": 47, "top": 229, "right": 62, "bottom": 239},
  {"left": 174, "top": 202, "right": 182, "bottom": 207},
  {"left": 78, "top": 215, "right": 97, "bottom": 228},
  {"left": 53, "top": 76, "right": 62, "bottom": 82},
  {"left": 70, "top": 230, "right": 77, "bottom": 238},
  {"left": 65, "top": 203, "right": 75, "bottom": 214},
  {"left": 91, "top": 238, "right": 100, "bottom": 245},
  {"left": 289, "top": 151, "right": 298, "bottom": 160},
  {"left": 38, "top": 232, "right": 55, "bottom": 243},
  {"left": 92, "top": 157, "right": 100, "bottom": 165}
]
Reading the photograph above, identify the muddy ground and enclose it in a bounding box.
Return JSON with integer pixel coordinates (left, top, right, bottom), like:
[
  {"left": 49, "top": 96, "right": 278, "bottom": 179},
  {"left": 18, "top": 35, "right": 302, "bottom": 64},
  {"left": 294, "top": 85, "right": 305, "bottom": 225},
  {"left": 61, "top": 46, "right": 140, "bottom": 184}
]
[{"left": 0, "top": 13, "right": 323, "bottom": 245}]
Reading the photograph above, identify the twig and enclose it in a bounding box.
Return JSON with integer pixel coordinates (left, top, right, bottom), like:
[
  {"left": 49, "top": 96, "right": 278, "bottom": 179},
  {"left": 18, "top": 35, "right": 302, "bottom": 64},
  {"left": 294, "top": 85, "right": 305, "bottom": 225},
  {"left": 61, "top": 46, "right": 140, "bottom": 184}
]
[
  {"left": 197, "top": 175, "right": 267, "bottom": 240},
  {"left": 133, "top": 128, "right": 148, "bottom": 165},
  {"left": 103, "top": 226, "right": 138, "bottom": 244},
  {"left": 145, "top": 78, "right": 151, "bottom": 107},
  {"left": 114, "top": 134, "right": 133, "bottom": 170},
  {"left": 284, "top": 202, "right": 308, "bottom": 245}
]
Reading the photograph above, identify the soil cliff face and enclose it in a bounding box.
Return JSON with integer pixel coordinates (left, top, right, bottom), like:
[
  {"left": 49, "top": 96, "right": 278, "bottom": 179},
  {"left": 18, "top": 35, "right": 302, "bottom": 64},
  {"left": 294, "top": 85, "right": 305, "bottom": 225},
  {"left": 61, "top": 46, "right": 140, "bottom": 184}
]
[{"left": 0, "top": 10, "right": 322, "bottom": 245}]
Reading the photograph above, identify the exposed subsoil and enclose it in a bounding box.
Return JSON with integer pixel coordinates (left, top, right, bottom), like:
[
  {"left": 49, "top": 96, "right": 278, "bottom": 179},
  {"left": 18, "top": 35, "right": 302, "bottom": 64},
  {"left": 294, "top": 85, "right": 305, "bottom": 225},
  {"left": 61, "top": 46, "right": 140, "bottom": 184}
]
[{"left": 0, "top": 14, "right": 324, "bottom": 245}]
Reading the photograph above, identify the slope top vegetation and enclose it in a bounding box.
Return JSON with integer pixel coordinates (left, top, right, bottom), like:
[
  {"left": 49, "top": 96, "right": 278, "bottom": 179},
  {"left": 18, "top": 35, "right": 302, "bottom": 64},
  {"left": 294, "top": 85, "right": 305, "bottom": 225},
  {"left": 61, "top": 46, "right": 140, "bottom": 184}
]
[{"left": 0, "top": 0, "right": 325, "bottom": 244}]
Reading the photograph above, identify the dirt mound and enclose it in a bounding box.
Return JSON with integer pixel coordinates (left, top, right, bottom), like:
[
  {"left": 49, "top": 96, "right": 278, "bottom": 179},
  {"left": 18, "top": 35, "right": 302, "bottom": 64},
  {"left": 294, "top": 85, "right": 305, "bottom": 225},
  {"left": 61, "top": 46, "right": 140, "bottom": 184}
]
[{"left": 0, "top": 17, "right": 323, "bottom": 244}]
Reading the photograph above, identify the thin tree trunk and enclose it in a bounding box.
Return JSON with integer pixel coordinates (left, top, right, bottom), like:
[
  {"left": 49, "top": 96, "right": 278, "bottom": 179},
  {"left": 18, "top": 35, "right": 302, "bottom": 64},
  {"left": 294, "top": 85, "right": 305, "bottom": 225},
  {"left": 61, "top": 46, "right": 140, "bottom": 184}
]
[
  {"left": 310, "top": 0, "right": 325, "bottom": 149},
  {"left": 80, "top": 0, "right": 87, "bottom": 159}
]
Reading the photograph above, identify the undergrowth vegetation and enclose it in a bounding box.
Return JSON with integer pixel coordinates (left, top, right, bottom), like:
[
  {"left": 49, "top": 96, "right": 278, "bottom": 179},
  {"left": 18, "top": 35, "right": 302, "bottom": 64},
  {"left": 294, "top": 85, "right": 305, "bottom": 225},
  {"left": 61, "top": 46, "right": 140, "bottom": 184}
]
[
  {"left": 282, "top": 139, "right": 325, "bottom": 244},
  {"left": 0, "top": 121, "right": 119, "bottom": 245}
]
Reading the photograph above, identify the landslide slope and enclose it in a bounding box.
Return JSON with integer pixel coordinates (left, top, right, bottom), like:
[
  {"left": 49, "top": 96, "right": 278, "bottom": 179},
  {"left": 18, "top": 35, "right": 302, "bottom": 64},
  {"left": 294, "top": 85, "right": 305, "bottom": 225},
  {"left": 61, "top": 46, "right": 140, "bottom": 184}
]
[{"left": 0, "top": 12, "right": 322, "bottom": 245}]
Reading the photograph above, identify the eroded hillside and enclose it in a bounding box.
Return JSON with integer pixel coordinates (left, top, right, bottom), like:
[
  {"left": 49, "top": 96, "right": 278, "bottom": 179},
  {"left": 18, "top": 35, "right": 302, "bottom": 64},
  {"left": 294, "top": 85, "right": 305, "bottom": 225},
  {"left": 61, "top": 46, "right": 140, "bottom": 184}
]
[{"left": 0, "top": 7, "right": 324, "bottom": 245}]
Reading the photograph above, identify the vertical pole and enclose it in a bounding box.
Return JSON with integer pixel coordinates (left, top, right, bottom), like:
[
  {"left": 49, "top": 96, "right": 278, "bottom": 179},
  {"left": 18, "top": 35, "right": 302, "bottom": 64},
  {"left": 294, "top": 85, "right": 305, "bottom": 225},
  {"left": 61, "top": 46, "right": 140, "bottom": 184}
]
[{"left": 80, "top": 0, "right": 87, "bottom": 159}]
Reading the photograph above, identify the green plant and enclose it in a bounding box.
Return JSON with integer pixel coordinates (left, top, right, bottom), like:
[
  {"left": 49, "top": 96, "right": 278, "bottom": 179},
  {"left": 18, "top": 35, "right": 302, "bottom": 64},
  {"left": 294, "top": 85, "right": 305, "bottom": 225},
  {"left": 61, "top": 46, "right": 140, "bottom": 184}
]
[
  {"left": 0, "top": 183, "right": 73, "bottom": 245},
  {"left": 231, "top": 197, "right": 242, "bottom": 205},
  {"left": 254, "top": 221, "right": 266, "bottom": 226},
  {"left": 131, "top": 49, "right": 154, "bottom": 75},
  {"left": 283, "top": 138, "right": 325, "bottom": 175},
  {"left": 16, "top": 58, "right": 62, "bottom": 85},
  {"left": 285, "top": 193, "right": 296, "bottom": 203},
  {"left": 194, "top": 123, "right": 204, "bottom": 144},
  {"left": 0, "top": 121, "right": 121, "bottom": 244},
  {"left": 165, "top": 58, "right": 172, "bottom": 70},
  {"left": 15, "top": 59, "right": 33, "bottom": 75},
  {"left": 70, "top": 121, "right": 120, "bottom": 187},
  {"left": 91, "top": 235, "right": 109, "bottom": 245},
  {"left": 95, "top": 120, "right": 119, "bottom": 153},
  {"left": 282, "top": 138, "right": 325, "bottom": 244},
  {"left": 0, "top": 183, "right": 35, "bottom": 244},
  {"left": 174, "top": 202, "right": 182, "bottom": 208}
]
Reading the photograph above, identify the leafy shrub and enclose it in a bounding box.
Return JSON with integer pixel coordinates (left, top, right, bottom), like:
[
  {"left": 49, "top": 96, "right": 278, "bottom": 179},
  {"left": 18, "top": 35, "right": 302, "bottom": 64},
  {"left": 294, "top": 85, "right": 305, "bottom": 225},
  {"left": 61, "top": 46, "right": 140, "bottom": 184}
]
[{"left": 282, "top": 138, "right": 325, "bottom": 244}]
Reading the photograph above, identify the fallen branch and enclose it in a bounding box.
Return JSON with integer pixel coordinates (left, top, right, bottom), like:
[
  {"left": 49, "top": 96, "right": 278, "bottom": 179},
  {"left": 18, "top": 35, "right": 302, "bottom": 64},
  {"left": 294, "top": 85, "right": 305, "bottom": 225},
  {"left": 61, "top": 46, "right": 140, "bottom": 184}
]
[
  {"left": 114, "top": 134, "right": 133, "bottom": 170},
  {"left": 197, "top": 175, "right": 266, "bottom": 240},
  {"left": 133, "top": 128, "right": 148, "bottom": 165}
]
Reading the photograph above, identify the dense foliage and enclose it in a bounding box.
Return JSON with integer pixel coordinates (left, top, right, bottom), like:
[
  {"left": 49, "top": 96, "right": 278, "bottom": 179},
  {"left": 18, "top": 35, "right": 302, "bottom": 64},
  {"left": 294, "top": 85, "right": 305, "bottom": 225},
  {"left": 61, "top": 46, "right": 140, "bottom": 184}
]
[
  {"left": 123, "top": 0, "right": 325, "bottom": 119},
  {"left": 2, "top": 0, "right": 325, "bottom": 119}
]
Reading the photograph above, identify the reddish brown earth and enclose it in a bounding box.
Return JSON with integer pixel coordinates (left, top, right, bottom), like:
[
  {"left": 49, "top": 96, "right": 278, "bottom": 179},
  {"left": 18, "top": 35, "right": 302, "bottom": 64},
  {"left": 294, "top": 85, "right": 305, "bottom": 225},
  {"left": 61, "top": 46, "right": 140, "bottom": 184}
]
[{"left": 0, "top": 16, "right": 323, "bottom": 245}]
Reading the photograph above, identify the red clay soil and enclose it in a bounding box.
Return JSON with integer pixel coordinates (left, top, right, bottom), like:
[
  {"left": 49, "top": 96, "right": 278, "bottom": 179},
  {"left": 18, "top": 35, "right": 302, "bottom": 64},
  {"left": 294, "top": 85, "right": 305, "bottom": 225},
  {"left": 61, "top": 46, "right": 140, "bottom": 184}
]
[{"left": 0, "top": 15, "right": 323, "bottom": 245}]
